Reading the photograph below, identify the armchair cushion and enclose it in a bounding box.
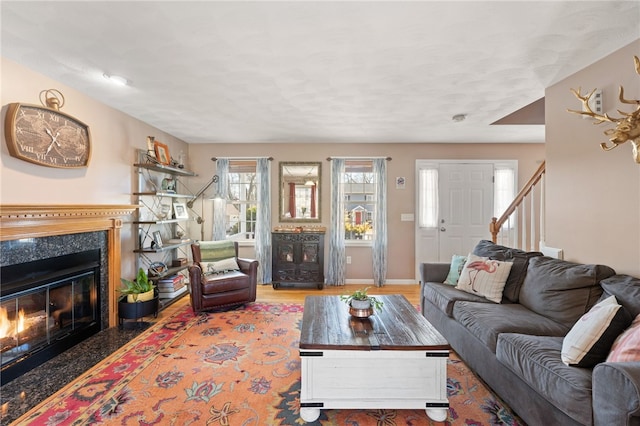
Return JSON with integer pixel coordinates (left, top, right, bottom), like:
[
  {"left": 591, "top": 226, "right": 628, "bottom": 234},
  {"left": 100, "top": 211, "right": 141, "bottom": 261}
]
[{"left": 201, "top": 258, "right": 240, "bottom": 274}]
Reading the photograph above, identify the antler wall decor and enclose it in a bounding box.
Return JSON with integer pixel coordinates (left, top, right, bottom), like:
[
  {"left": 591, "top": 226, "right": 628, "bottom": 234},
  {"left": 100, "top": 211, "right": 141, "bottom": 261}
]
[{"left": 567, "top": 56, "right": 640, "bottom": 164}]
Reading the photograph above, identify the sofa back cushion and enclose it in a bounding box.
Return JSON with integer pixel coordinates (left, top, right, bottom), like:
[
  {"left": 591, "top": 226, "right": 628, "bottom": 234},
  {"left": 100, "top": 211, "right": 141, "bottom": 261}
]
[
  {"left": 472, "top": 240, "right": 543, "bottom": 303},
  {"left": 519, "top": 256, "right": 615, "bottom": 327},
  {"left": 599, "top": 274, "right": 640, "bottom": 318}
]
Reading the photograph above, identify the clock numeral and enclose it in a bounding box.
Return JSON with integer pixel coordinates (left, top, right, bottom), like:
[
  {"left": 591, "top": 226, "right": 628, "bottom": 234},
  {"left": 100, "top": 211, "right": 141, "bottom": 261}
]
[
  {"left": 18, "top": 143, "right": 34, "bottom": 153},
  {"left": 49, "top": 113, "right": 60, "bottom": 123},
  {"left": 36, "top": 111, "right": 44, "bottom": 119},
  {"left": 48, "top": 156, "right": 57, "bottom": 164}
]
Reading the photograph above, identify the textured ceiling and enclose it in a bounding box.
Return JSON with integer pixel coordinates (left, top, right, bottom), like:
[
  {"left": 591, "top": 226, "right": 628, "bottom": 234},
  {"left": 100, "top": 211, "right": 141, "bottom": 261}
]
[{"left": 2, "top": 1, "right": 639, "bottom": 144}]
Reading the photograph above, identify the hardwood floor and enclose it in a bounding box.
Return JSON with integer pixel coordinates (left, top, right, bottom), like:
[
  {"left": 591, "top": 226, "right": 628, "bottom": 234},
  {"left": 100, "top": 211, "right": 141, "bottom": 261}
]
[
  {"left": 257, "top": 283, "right": 421, "bottom": 305},
  {"left": 162, "top": 283, "right": 421, "bottom": 319}
]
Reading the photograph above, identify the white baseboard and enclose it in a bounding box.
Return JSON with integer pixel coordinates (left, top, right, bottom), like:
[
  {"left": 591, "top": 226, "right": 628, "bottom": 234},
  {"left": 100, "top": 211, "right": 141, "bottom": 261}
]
[{"left": 344, "top": 279, "right": 419, "bottom": 285}]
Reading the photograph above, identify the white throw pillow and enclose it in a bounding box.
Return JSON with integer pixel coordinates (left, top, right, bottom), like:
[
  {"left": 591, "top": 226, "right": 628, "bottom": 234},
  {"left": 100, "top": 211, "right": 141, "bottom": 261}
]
[
  {"left": 562, "top": 295, "right": 631, "bottom": 367},
  {"left": 201, "top": 257, "right": 240, "bottom": 274},
  {"left": 455, "top": 253, "right": 512, "bottom": 303}
]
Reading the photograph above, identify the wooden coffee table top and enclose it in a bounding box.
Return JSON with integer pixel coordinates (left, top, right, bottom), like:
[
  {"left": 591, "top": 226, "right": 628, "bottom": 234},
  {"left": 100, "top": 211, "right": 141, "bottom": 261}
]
[{"left": 300, "top": 294, "right": 449, "bottom": 351}]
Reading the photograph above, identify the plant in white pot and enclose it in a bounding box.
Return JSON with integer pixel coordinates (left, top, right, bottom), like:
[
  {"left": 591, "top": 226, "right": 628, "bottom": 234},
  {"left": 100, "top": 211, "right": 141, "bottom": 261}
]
[
  {"left": 120, "top": 267, "right": 156, "bottom": 303},
  {"left": 340, "top": 287, "right": 383, "bottom": 315}
]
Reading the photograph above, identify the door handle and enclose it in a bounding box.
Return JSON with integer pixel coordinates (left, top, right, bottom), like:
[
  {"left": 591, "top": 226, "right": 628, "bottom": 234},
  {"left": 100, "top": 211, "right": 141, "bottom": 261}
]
[{"left": 440, "top": 227, "right": 446, "bottom": 232}]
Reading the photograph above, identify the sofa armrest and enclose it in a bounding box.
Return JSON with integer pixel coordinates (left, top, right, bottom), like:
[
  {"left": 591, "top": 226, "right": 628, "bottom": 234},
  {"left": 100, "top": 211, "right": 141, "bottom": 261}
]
[
  {"left": 593, "top": 362, "right": 640, "bottom": 426},
  {"left": 419, "top": 262, "right": 450, "bottom": 284}
]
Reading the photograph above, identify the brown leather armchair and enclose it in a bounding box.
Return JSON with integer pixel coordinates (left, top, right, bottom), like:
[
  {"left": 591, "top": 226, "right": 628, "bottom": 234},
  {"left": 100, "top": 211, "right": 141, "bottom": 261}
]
[{"left": 188, "top": 241, "right": 258, "bottom": 313}]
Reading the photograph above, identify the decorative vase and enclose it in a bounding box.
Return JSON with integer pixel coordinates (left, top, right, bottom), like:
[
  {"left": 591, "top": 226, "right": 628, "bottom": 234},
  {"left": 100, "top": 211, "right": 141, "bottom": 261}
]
[
  {"left": 349, "top": 299, "right": 374, "bottom": 318},
  {"left": 127, "top": 289, "right": 155, "bottom": 303},
  {"left": 351, "top": 299, "right": 372, "bottom": 310}
]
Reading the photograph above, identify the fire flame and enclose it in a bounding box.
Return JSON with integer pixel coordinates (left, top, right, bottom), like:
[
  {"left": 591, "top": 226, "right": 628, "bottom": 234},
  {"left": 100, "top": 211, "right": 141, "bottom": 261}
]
[{"left": 0, "top": 307, "right": 26, "bottom": 339}]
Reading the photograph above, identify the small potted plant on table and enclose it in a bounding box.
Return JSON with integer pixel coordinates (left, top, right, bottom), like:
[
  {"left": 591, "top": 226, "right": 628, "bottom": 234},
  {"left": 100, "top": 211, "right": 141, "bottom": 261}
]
[{"left": 340, "top": 287, "right": 383, "bottom": 318}]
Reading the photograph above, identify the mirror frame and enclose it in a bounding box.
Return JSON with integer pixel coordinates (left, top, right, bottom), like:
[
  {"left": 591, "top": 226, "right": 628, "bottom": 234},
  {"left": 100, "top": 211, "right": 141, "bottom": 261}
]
[{"left": 279, "top": 161, "right": 321, "bottom": 223}]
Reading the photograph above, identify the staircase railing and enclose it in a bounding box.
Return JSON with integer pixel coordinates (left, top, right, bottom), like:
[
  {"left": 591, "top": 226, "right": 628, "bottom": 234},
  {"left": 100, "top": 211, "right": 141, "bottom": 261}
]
[{"left": 490, "top": 161, "right": 546, "bottom": 251}]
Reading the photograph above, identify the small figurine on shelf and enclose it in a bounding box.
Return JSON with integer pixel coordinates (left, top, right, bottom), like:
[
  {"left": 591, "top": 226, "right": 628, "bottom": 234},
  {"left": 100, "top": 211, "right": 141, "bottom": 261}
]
[{"left": 146, "top": 136, "right": 155, "bottom": 157}]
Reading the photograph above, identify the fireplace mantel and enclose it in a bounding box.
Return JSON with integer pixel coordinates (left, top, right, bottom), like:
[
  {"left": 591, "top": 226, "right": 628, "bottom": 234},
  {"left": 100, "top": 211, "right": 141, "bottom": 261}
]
[{"left": 0, "top": 204, "right": 137, "bottom": 327}]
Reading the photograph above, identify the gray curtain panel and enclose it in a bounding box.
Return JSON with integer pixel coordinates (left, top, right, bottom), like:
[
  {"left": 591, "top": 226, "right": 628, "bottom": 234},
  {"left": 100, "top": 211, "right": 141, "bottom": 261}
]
[
  {"left": 255, "top": 158, "right": 272, "bottom": 284},
  {"left": 372, "top": 158, "right": 387, "bottom": 287},
  {"left": 213, "top": 158, "right": 229, "bottom": 241},
  {"left": 326, "top": 158, "right": 346, "bottom": 286}
]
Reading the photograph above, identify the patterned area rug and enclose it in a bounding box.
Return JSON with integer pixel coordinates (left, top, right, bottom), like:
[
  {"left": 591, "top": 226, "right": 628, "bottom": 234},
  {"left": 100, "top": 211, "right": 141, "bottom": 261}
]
[{"left": 14, "top": 303, "right": 523, "bottom": 425}]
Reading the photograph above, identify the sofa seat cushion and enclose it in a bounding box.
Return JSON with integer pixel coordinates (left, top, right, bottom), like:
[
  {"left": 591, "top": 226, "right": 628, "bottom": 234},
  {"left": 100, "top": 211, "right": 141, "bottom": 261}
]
[
  {"left": 452, "top": 301, "right": 569, "bottom": 352},
  {"left": 496, "top": 333, "right": 593, "bottom": 426},
  {"left": 519, "top": 256, "right": 615, "bottom": 328},
  {"left": 422, "top": 282, "right": 491, "bottom": 317},
  {"left": 201, "top": 271, "right": 249, "bottom": 295}
]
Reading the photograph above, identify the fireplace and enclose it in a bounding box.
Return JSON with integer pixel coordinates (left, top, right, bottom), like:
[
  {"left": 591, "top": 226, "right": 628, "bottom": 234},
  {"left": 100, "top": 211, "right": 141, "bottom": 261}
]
[
  {"left": 0, "top": 204, "right": 137, "bottom": 385},
  {"left": 0, "top": 250, "right": 101, "bottom": 385}
]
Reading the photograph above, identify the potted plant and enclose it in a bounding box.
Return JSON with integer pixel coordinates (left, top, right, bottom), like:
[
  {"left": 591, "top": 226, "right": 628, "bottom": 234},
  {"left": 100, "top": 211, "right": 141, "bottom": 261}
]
[
  {"left": 340, "top": 287, "right": 383, "bottom": 312},
  {"left": 119, "top": 267, "right": 156, "bottom": 303}
]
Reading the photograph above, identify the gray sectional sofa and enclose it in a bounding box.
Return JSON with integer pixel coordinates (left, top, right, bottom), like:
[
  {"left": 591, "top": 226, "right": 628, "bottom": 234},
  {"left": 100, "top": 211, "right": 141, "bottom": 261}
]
[{"left": 419, "top": 240, "right": 640, "bottom": 426}]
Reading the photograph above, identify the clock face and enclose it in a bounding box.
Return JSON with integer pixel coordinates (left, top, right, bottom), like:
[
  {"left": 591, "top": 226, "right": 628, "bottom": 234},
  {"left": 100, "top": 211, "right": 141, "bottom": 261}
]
[{"left": 4, "top": 103, "right": 91, "bottom": 168}]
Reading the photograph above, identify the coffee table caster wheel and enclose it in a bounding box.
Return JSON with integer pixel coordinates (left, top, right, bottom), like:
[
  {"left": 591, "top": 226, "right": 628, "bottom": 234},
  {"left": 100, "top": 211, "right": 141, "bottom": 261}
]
[
  {"left": 426, "top": 408, "right": 448, "bottom": 422},
  {"left": 300, "top": 407, "right": 320, "bottom": 422}
]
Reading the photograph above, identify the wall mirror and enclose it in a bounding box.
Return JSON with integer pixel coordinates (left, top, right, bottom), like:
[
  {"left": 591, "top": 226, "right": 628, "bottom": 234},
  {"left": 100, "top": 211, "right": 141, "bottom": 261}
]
[{"left": 279, "top": 161, "right": 321, "bottom": 222}]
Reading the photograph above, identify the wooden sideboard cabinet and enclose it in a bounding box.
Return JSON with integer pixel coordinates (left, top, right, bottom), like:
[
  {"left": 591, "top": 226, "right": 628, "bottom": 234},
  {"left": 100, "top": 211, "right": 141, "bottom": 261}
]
[{"left": 272, "top": 230, "right": 325, "bottom": 289}]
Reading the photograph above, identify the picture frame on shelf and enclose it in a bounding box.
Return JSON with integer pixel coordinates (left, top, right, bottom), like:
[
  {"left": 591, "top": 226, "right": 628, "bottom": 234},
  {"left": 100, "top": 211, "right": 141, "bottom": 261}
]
[
  {"left": 153, "top": 141, "right": 171, "bottom": 165},
  {"left": 173, "top": 202, "right": 189, "bottom": 220},
  {"left": 152, "top": 231, "right": 163, "bottom": 248}
]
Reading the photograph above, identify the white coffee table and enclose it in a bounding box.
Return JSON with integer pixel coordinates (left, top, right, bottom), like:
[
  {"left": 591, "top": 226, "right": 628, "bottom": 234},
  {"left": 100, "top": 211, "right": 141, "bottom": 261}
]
[{"left": 299, "top": 295, "right": 450, "bottom": 422}]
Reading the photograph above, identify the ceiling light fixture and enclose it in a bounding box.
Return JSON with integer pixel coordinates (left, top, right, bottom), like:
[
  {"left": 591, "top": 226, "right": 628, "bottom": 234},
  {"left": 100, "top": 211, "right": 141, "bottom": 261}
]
[
  {"left": 305, "top": 180, "right": 315, "bottom": 186},
  {"left": 103, "top": 73, "right": 128, "bottom": 86},
  {"left": 452, "top": 114, "right": 467, "bottom": 122}
]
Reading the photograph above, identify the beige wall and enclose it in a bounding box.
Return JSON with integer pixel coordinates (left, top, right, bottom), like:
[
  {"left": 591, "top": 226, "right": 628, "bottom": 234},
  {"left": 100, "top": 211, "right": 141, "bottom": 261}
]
[
  {"left": 1, "top": 57, "right": 189, "bottom": 280},
  {"left": 188, "top": 143, "right": 544, "bottom": 281},
  {"left": 545, "top": 40, "right": 640, "bottom": 276},
  {"left": 18, "top": 47, "right": 640, "bottom": 282}
]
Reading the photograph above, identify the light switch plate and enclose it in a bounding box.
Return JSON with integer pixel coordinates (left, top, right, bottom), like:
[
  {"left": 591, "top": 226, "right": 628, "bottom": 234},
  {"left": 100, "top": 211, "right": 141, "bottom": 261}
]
[{"left": 401, "top": 213, "right": 414, "bottom": 221}]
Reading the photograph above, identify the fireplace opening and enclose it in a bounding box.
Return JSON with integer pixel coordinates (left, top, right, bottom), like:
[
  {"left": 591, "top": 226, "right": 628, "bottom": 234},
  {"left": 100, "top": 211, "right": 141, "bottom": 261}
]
[{"left": 0, "top": 250, "right": 101, "bottom": 385}]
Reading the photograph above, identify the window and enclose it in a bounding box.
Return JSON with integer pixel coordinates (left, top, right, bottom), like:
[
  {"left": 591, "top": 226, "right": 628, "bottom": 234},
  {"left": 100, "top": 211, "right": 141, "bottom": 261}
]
[
  {"left": 225, "top": 160, "right": 257, "bottom": 240},
  {"left": 343, "top": 160, "right": 376, "bottom": 241},
  {"left": 494, "top": 165, "right": 516, "bottom": 229},
  {"left": 418, "top": 167, "right": 439, "bottom": 228}
]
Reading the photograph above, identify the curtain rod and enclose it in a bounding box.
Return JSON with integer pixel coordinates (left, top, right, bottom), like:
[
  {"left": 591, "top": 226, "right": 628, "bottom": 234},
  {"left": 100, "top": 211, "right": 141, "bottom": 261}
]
[
  {"left": 326, "top": 156, "right": 392, "bottom": 161},
  {"left": 211, "top": 157, "right": 273, "bottom": 161}
]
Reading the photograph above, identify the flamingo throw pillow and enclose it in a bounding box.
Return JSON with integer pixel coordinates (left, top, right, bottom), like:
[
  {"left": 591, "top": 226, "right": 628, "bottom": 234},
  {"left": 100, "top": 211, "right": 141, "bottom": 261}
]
[{"left": 455, "top": 253, "right": 513, "bottom": 303}]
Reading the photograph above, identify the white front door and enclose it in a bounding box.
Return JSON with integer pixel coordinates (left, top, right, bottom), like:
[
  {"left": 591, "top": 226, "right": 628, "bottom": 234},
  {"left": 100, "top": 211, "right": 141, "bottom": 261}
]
[{"left": 415, "top": 162, "right": 494, "bottom": 279}]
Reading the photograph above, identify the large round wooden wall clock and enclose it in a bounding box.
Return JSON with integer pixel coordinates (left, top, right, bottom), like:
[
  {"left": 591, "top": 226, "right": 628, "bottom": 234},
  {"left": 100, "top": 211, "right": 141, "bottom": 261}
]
[{"left": 4, "top": 89, "right": 91, "bottom": 168}]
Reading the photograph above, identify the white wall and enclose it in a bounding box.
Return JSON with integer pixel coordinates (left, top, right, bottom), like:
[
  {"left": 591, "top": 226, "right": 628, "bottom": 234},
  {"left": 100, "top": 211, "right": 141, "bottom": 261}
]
[{"left": 545, "top": 40, "right": 640, "bottom": 276}]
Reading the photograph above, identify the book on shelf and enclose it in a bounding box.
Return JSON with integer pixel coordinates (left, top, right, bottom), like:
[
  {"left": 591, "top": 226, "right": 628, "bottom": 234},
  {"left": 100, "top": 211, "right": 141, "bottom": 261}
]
[
  {"left": 157, "top": 274, "right": 183, "bottom": 284},
  {"left": 158, "top": 284, "right": 188, "bottom": 299}
]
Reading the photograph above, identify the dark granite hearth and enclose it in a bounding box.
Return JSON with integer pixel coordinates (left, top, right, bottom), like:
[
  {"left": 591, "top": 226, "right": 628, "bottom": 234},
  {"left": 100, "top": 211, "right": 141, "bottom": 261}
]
[{"left": 0, "top": 325, "right": 147, "bottom": 424}]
